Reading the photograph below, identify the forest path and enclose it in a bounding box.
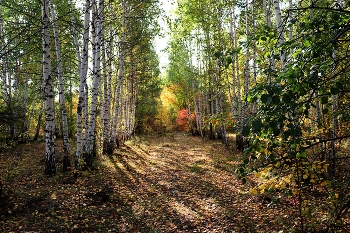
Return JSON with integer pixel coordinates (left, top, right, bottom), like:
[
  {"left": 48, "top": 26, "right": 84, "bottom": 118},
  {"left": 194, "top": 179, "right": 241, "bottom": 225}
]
[
  {"left": 0, "top": 133, "right": 296, "bottom": 232},
  {"left": 99, "top": 133, "right": 293, "bottom": 232}
]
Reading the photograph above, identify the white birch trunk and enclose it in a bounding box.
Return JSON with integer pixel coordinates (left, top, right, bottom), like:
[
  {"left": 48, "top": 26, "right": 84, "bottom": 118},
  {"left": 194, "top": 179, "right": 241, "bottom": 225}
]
[
  {"left": 102, "top": 15, "right": 113, "bottom": 153},
  {"left": 85, "top": 0, "right": 103, "bottom": 165},
  {"left": 243, "top": 0, "right": 250, "bottom": 123},
  {"left": 130, "top": 76, "right": 137, "bottom": 137},
  {"left": 21, "top": 72, "right": 29, "bottom": 134},
  {"left": 289, "top": 0, "right": 293, "bottom": 40},
  {"left": 274, "top": 0, "right": 286, "bottom": 67},
  {"left": 252, "top": 3, "right": 257, "bottom": 114},
  {"left": 234, "top": 11, "right": 241, "bottom": 120},
  {"left": 75, "top": 0, "right": 91, "bottom": 168},
  {"left": 264, "top": 0, "right": 276, "bottom": 74},
  {"left": 83, "top": 84, "right": 89, "bottom": 145},
  {"left": 110, "top": 0, "right": 127, "bottom": 151},
  {"left": 229, "top": 4, "right": 237, "bottom": 117},
  {"left": 49, "top": 0, "right": 70, "bottom": 159},
  {"left": 42, "top": 0, "right": 56, "bottom": 175}
]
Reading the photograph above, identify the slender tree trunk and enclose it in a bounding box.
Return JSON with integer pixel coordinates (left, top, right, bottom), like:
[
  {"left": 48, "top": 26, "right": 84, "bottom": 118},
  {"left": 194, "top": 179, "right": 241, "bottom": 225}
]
[
  {"left": 263, "top": 0, "right": 275, "bottom": 76},
  {"left": 110, "top": 0, "right": 127, "bottom": 153},
  {"left": 274, "top": 0, "right": 286, "bottom": 67},
  {"left": 42, "top": 0, "right": 56, "bottom": 175},
  {"left": 34, "top": 101, "right": 44, "bottom": 141},
  {"left": 49, "top": 0, "right": 71, "bottom": 171},
  {"left": 329, "top": 51, "right": 338, "bottom": 179},
  {"left": 75, "top": 0, "right": 91, "bottom": 168},
  {"left": 252, "top": 3, "right": 257, "bottom": 115},
  {"left": 234, "top": 10, "right": 241, "bottom": 122},
  {"left": 85, "top": 0, "right": 103, "bottom": 166},
  {"left": 289, "top": 0, "right": 293, "bottom": 40},
  {"left": 21, "top": 73, "right": 29, "bottom": 135},
  {"left": 83, "top": 84, "right": 89, "bottom": 146},
  {"left": 102, "top": 14, "right": 113, "bottom": 154},
  {"left": 229, "top": 3, "right": 237, "bottom": 118},
  {"left": 243, "top": 0, "right": 250, "bottom": 122}
]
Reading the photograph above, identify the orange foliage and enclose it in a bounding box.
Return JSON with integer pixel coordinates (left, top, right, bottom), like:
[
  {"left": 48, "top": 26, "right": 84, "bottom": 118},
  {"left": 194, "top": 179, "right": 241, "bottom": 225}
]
[{"left": 175, "top": 109, "right": 195, "bottom": 132}]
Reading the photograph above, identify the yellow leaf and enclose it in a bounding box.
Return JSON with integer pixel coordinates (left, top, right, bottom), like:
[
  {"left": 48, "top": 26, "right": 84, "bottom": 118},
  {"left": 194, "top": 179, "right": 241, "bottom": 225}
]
[
  {"left": 279, "top": 182, "right": 286, "bottom": 189},
  {"left": 283, "top": 177, "right": 290, "bottom": 183},
  {"left": 320, "top": 181, "right": 327, "bottom": 186},
  {"left": 51, "top": 191, "right": 57, "bottom": 200},
  {"left": 250, "top": 188, "right": 259, "bottom": 195},
  {"left": 303, "top": 174, "right": 308, "bottom": 179},
  {"left": 335, "top": 193, "right": 339, "bottom": 199},
  {"left": 255, "top": 172, "right": 261, "bottom": 178}
]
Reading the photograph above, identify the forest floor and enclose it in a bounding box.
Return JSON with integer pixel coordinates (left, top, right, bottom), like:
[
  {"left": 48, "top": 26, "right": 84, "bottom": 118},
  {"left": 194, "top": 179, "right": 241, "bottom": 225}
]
[{"left": 0, "top": 133, "right": 302, "bottom": 232}]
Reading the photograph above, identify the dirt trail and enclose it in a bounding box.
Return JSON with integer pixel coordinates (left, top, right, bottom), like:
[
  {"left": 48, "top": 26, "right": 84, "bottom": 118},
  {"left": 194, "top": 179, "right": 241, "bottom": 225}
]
[
  {"left": 0, "top": 133, "right": 296, "bottom": 232},
  {"left": 100, "top": 133, "right": 293, "bottom": 232}
]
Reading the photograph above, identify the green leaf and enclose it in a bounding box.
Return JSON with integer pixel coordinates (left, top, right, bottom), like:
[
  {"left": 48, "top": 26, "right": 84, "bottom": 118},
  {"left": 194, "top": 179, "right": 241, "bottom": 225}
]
[
  {"left": 272, "top": 95, "right": 280, "bottom": 105},
  {"left": 331, "top": 87, "right": 339, "bottom": 95},
  {"left": 273, "top": 128, "right": 280, "bottom": 136},
  {"left": 252, "top": 119, "right": 262, "bottom": 131},
  {"left": 321, "top": 96, "right": 328, "bottom": 104},
  {"left": 322, "top": 108, "right": 329, "bottom": 114},
  {"left": 282, "top": 94, "right": 291, "bottom": 103},
  {"left": 261, "top": 94, "right": 270, "bottom": 104},
  {"left": 272, "top": 86, "right": 282, "bottom": 94},
  {"left": 226, "top": 57, "right": 233, "bottom": 65},
  {"left": 283, "top": 130, "right": 291, "bottom": 139},
  {"left": 335, "top": 82, "right": 343, "bottom": 90},
  {"left": 214, "top": 52, "right": 222, "bottom": 58},
  {"left": 242, "top": 125, "right": 250, "bottom": 137},
  {"left": 304, "top": 40, "right": 311, "bottom": 48}
]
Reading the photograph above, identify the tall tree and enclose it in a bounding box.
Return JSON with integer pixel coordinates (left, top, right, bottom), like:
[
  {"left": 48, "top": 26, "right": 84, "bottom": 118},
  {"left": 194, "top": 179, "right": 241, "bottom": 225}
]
[
  {"left": 84, "top": 0, "right": 103, "bottom": 166},
  {"left": 75, "top": 0, "right": 91, "bottom": 168},
  {"left": 49, "top": 0, "right": 71, "bottom": 171},
  {"left": 42, "top": 0, "right": 56, "bottom": 175},
  {"left": 109, "top": 0, "right": 127, "bottom": 153}
]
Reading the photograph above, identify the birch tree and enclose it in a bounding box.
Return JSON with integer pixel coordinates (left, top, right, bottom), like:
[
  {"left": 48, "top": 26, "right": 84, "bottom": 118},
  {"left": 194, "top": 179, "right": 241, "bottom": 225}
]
[
  {"left": 109, "top": 0, "right": 127, "bottom": 154},
  {"left": 49, "top": 0, "right": 71, "bottom": 170},
  {"left": 42, "top": 0, "right": 56, "bottom": 175},
  {"left": 84, "top": 0, "right": 103, "bottom": 166},
  {"left": 102, "top": 11, "right": 113, "bottom": 154},
  {"left": 75, "top": 0, "right": 91, "bottom": 168},
  {"left": 273, "top": 0, "right": 285, "bottom": 67}
]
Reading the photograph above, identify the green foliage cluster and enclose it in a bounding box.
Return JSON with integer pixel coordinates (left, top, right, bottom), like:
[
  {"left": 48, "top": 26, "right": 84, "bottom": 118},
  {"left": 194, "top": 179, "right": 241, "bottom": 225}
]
[
  {"left": 166, "top": 0, "right": 350, "bottom": 231},
  {"left": 237, "top": 3, "right": 350, "bottom": 231}
]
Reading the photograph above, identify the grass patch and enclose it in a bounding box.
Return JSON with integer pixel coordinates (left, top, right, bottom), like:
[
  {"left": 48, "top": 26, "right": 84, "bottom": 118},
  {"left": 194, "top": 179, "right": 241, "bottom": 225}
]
[{"left": 189, "top": 163, "right": 202, "bottom": 173}]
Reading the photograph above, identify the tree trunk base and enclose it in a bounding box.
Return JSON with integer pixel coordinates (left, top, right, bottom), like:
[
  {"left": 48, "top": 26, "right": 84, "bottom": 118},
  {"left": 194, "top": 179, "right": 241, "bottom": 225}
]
[
  {"left": 44, "top": 166, "right": 56, "bottom": 176},
  {"left": 62, "top": 154, "right": 71, "bottom": 172},
  {"left": 103, "top": 140, "right": 115, "bottom": 155},
  {"left": 236, "top": 134, "right": 247, "bottom": 151}
]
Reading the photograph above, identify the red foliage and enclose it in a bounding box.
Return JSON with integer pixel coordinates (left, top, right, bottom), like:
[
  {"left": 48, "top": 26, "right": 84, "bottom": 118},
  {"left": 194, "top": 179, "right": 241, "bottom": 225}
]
[{"left": 175, "top": 109, "right": 195, "bottom": 132}]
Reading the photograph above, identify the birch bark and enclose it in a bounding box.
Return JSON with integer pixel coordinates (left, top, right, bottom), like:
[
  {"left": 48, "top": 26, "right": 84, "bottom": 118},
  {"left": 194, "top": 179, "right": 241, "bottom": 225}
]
[
  {"left": 274, "top": 0, "right": 286, "bottom": 67},
  {"left": 49, "top": 0, "right": 71, "bottom": 170},
  {"left": 109, "top": 0, "right": 127, "bottom": 153},
  {"left": 85, "top": 0, "right": 103, "bottom": 166},
  {"left": 42, "top": 0, "right": 56, "bottom": 175},
  {"left": 102, "top": 14, "right": 113, "bottom": 154},
  {"left": 75, "top": 0, "right": 91, "bottom": 168}
]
